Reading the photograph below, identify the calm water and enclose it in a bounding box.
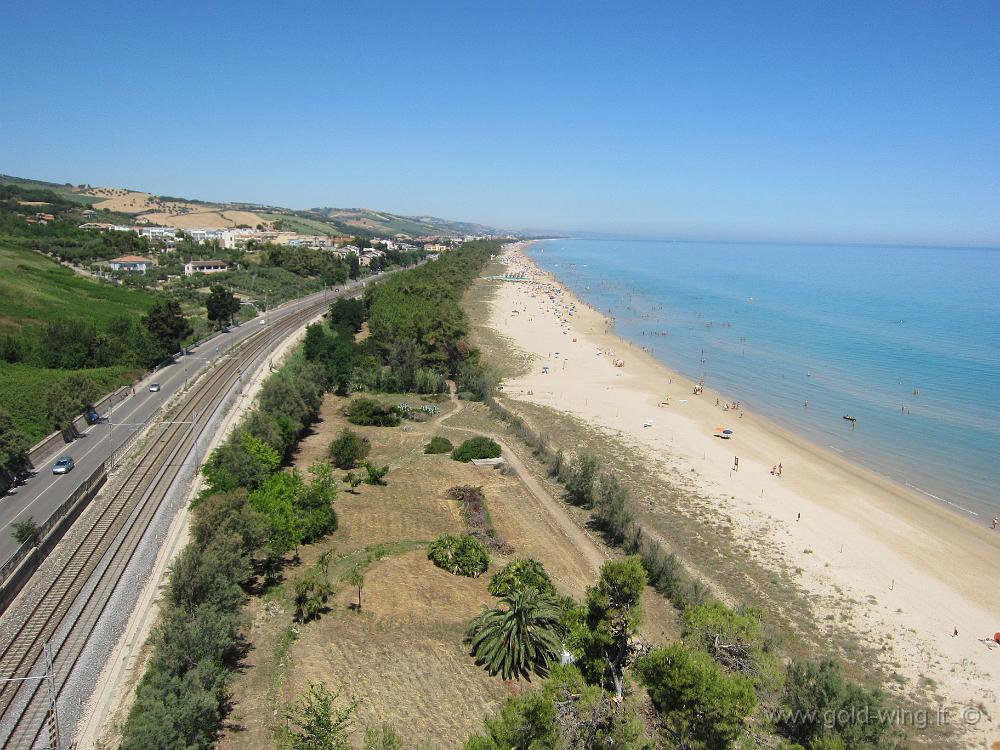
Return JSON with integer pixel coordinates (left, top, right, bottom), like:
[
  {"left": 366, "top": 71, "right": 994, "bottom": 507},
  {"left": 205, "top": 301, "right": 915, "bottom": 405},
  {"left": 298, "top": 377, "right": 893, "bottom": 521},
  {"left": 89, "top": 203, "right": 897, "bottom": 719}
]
[{"left": 528, "top": 239, "right": 1000, "bottom": 521}]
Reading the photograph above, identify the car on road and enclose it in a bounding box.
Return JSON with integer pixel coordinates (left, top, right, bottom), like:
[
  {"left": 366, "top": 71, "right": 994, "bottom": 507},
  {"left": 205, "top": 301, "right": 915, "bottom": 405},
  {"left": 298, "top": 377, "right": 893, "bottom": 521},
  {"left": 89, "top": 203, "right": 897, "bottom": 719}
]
[
  {"left": 259, "top": 319, "right": 267, "bottom": 326},
  {"left": 52, "top": 456, "right": 75, "bottom": 475},
  {"left": 149, "top": 383, "right": 161, "bottom": 392}
]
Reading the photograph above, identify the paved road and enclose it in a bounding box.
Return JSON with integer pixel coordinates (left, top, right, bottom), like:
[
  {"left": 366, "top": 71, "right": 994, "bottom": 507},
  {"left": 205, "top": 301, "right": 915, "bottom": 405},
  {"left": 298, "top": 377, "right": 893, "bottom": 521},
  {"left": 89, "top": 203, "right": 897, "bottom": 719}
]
[{"left": 0, "top": 281, "right": 366, "bottom": 563}]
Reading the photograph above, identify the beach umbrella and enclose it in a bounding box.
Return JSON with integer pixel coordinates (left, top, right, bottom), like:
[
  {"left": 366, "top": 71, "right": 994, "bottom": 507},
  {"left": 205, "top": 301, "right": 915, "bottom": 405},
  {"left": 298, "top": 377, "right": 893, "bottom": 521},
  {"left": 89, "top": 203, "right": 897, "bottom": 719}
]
[{"left": 722, "top": 429, "right": 734, "bottom": 435}]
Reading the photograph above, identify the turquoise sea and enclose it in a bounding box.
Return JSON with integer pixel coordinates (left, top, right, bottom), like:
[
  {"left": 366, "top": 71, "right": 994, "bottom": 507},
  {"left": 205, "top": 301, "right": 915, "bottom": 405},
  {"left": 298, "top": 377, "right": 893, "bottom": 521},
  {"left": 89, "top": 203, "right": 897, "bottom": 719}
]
[{"left": 528, "top": 239, "right": 1000, "bottom": 522}]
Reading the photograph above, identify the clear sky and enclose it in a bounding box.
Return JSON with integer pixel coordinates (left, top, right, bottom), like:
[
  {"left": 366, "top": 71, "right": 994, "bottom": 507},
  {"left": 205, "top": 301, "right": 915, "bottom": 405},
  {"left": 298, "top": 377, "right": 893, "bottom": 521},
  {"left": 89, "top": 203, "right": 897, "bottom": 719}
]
[{"left": 2, "top": 1, "right": 998, "bottom": 245}]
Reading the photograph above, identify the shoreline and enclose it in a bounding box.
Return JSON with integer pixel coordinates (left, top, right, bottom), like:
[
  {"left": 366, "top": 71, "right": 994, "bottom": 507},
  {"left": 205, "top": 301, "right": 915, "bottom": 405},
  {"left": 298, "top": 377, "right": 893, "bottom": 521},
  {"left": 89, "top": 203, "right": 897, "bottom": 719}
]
[{"left": 490, "top": 242, "right": 1000, "bottom": 746}]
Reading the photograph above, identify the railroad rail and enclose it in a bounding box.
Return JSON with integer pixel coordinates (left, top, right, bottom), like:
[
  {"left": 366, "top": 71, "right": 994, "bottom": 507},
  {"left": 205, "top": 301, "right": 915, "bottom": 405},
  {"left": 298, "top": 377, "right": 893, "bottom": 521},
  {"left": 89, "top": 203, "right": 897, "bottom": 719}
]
[{"left": 0, "top": 290, "right": 335, "bottom": 748}]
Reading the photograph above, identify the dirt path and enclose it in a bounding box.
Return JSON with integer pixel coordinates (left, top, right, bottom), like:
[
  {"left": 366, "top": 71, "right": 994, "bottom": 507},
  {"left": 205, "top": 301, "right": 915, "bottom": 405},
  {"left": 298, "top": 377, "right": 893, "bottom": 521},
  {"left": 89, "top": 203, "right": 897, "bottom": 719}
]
[{"left": 438, "top": 384, "right": 608, "bottom": 575}]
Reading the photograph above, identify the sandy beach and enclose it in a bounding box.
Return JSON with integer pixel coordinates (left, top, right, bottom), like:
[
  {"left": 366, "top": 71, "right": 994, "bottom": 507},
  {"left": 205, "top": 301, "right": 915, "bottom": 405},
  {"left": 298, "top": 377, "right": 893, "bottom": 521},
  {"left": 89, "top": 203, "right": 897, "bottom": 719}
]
[{"left": 490, "top": 242, "right": 1000, "bottom": 747}]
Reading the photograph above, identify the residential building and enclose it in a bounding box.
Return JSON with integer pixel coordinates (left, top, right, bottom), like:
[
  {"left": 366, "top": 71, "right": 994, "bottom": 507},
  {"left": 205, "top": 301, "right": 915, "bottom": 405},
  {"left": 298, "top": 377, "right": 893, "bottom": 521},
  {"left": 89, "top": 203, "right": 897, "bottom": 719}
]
[
  {"left": 108, "top": 255, "right": 155, "bottom": 272},
  {"left": 183, "top": 259, "right": 229, "bottom": 276}
]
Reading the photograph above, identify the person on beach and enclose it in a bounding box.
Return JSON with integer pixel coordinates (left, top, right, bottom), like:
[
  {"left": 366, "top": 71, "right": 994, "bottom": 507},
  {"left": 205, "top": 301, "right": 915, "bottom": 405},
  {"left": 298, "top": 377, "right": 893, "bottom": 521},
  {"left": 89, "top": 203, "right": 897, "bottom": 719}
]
[
  {"left": 993, "top": 516, "right": 998, "bottom": 530},
  {"left": 796, "top": 513, "right": 801, "bottom": 521},
  {"left": 771, "top": 465, "right": 776, "bottom": 475},
  {"left": 778, "top": 463, "right": 783, "bottom": 476},
  {"left": 734, "top": 456, "right": 739, "bottom": 472}
]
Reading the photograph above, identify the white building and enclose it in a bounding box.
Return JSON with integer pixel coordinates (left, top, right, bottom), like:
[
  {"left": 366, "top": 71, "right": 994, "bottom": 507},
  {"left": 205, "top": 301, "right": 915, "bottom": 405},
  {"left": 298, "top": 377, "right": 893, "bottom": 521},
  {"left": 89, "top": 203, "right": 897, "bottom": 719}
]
[
  {"left": 183, "top": 259, "right": 229, "bottom": 276},
  {"left": 108, "top": 255, "right": 155, "bottom": 272}
]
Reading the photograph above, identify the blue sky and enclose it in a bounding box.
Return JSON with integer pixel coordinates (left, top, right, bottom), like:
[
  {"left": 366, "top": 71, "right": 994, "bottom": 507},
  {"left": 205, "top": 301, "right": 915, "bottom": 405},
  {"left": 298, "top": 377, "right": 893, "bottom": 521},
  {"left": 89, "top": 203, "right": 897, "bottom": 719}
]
[{"left": 2, "top": 1, "right": 998, "bottom": 245}]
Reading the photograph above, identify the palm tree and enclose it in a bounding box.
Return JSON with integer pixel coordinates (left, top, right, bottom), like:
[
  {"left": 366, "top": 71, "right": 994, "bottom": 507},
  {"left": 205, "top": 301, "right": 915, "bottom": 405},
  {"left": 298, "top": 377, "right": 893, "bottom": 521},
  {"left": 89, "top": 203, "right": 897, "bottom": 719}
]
[{"left": 465, "top": 587, "right": 564, "bottom": 680}]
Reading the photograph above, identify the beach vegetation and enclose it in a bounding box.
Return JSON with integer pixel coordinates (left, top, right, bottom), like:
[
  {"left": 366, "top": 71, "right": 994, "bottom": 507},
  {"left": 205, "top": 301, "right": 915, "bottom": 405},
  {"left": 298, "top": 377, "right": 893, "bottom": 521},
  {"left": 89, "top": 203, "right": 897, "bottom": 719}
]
[
  {"left": 778, "top": 658, "right": 899, "bottom": 750},
  {"left": 564, "top": 451, "right": 599, "bottom": 507},
  {"left": 427, "top": 534, "right": 490, "bottom": 577},
  {"left": 328, "top": 428, "right": 370, "bottom": 469},
  {"left": 450, "top": 436, "right": 501, "bottom": 462},
  {"left": 636, "top": 642, "right": 758, "bottom": 750}
]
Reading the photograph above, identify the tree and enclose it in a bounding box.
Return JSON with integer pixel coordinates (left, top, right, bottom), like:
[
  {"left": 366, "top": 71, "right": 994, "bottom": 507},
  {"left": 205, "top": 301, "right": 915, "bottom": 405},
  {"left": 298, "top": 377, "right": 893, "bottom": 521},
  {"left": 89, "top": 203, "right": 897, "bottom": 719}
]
[
  {"left": 206, "top": 284, "right": 240, "bottom": 329},
  {"left": 275, "top": 682, "right": 354, "bottom": 750},
  {"left": 0, "top": 409, "right": 29, "bottom": 481},
  {"left": 347, "top": 566, "right": 364, "bottom": 610},
  {"left": 347, "top": 398, "right": 401, "bottom": 426},
  {"left": 347, "top": 252, "right": 361, "bottom": 280},
  {"left": 636, "top": 643, "right": 757, "bottom": 750},
  {"left": 46, "top": 374, "right": 98, "bottom": 435},
  {"left": 328, "top": 429, "right": 370, "bottom": 469},
  {"left": 343, "top": 472, "right": 363, "bottom": 493},
  {"left": 565, "top": 452, "right": 599, "bottom": 507},
  {"left": 570, "top": 557, "right": 646, "bottom": 699},
  {"left": 329, "top": 297, "right": 365, "bottom": 332},
  {"left": 144, "top": 299, "right": 193, "bottom": 359},
  {"left": 779, "top": 658, "right": 899, "bottom": 749},
  {"left": 12, "top": 517, "right": 40, "bottom": 546},
  {"left": 466, "top": 587, "right": 564, "bottom": 681}
]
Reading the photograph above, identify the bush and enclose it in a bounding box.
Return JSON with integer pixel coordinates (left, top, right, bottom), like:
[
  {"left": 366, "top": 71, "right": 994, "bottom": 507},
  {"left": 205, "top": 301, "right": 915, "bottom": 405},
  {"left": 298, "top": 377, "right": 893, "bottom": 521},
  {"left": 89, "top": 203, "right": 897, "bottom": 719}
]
[
  {"left": 328, "top": 428, "right": 370, "bottom": 469},
  {"left": 347, "top": 398, "right": 401, "bottom": 427},
  {"left": 451, "top": 436, "right": 501, "bottom": 462},
  {"left": 565, "top": 452, "right": 599, "bottom": 507},
  {"left": 424, "top": 435, "right": 454, "bottom": 454},
  {"left": 489, "top": 558, "right": 556, "bottom": 598},
  {"left": 427, "top": 534, "right": 490, "bottom": 577}
]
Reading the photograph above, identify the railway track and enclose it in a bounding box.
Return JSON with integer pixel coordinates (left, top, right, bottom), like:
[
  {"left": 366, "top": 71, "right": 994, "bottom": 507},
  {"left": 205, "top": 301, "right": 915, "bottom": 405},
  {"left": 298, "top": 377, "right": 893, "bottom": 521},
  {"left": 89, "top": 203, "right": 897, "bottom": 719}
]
[{"left": 0, "top": 291, "right": 334, "bottom": 748}]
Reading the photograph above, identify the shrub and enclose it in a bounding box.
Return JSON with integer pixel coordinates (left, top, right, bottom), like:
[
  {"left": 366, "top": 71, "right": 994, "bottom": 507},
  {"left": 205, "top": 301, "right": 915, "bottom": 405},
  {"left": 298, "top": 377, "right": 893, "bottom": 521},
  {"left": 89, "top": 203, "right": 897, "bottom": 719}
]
[
  {"left": 427, "top": 534, "right": 490, "bottom": 577},
  {"left": 451, "top": 436, "right": 501, "bottom": 462},
  {"left": 489, "top": 558, "right": 556, "bottom": 598},
  {"left": 448, "top": 484, "right": 495, "bottom": 537},
  {"left": 362, "top": 462, "right": 389, "bottom": 486},
  {"left": 328, "top": 428, "right": 370, "bottom": 469},
  {"left": 565, "top": 452, "right": 599, "bottom": 507},
  {"left": 347, "top": 398, "right": 401, "bottom": 427},
  {"left": 424, "top": 436, "right": 453, "bottom": 454}
]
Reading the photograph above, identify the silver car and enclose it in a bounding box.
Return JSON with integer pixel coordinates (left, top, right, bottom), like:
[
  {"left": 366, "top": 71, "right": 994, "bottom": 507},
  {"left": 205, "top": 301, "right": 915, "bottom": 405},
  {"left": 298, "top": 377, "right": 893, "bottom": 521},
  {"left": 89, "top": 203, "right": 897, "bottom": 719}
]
[
  {"left": 52, "top": 456, "right": 75, "bottom": 475},
  {"left": 149, "top": 383, "right": 161, "bottom": 392}
]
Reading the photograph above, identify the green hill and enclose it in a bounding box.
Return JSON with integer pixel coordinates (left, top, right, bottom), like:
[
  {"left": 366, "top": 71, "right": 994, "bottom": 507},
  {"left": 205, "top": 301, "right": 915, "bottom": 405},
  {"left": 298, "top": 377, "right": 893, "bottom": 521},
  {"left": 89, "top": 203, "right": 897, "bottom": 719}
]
[{"left": 0, "top": 242, "right": 154, "bottom": 335}]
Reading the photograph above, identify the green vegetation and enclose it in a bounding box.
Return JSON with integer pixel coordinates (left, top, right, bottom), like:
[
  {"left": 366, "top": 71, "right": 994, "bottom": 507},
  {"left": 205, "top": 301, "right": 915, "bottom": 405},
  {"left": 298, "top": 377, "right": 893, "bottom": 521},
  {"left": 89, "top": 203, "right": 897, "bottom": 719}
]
[
  {"left": 488, "top": 558, "right": 556, "bottom": 598},
  {"left": 122, "top": 350, "right": 339, "bottom": 749},
  {"left": 636, "top": 643, "right": 758, "bottom": 750},
  {"left": 450, "top": 436, "right": 501, "bottom": 462},
  {"left": 423, "top": 435, "right": 453, "bottom": 454},
  {"left": 465, "top": 587, "right": 564, "bottom": 680},
  {"left": 426, "top": 534, "right": 490, "bottom": 577},
  {"left": 1, "top": 362, "right": 138, "bottom": 443},
  {"left": 11, "top": 517, "right": 39, "bottom": 546},
  {"left": 347, "top": 398, "right": 402, "bottom": 427},
  {"left": 0, "top": 408, "right": 31, "bottom": 483},
  {"left": 205, "top": 284, "right": 240, "bottom": 329},
  {"left": 275, "top": 682, "right": 354, "bottom": 750},
  {"left": 328, "top": 428, "right": 370, "bottom": 469}
]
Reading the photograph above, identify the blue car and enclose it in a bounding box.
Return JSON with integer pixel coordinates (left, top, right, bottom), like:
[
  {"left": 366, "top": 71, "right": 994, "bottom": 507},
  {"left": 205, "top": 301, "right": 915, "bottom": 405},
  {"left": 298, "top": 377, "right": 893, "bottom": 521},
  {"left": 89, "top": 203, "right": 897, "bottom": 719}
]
[{"left": 52, "top": 456, "right": 75, "bottom": 475}]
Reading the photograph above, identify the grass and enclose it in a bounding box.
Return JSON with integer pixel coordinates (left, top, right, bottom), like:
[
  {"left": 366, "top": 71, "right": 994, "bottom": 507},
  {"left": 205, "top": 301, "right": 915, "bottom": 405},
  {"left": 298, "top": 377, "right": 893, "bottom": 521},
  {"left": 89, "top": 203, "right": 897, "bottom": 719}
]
[
  {"left": 258, "top": 212, "right": 337, "bottom": 237},
  {"left": 0, "top": 243, "right": 154, "bottom": 334},
  {"left": 0, "top": 362, "right": 140, "bottom": 442}
]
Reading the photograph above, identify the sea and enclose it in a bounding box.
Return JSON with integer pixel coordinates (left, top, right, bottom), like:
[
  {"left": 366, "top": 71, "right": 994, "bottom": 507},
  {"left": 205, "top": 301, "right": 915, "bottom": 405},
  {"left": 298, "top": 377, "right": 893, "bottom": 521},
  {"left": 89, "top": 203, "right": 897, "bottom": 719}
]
[{"left": 527, "top": 238, "right": 1000, "bottom": 522}]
